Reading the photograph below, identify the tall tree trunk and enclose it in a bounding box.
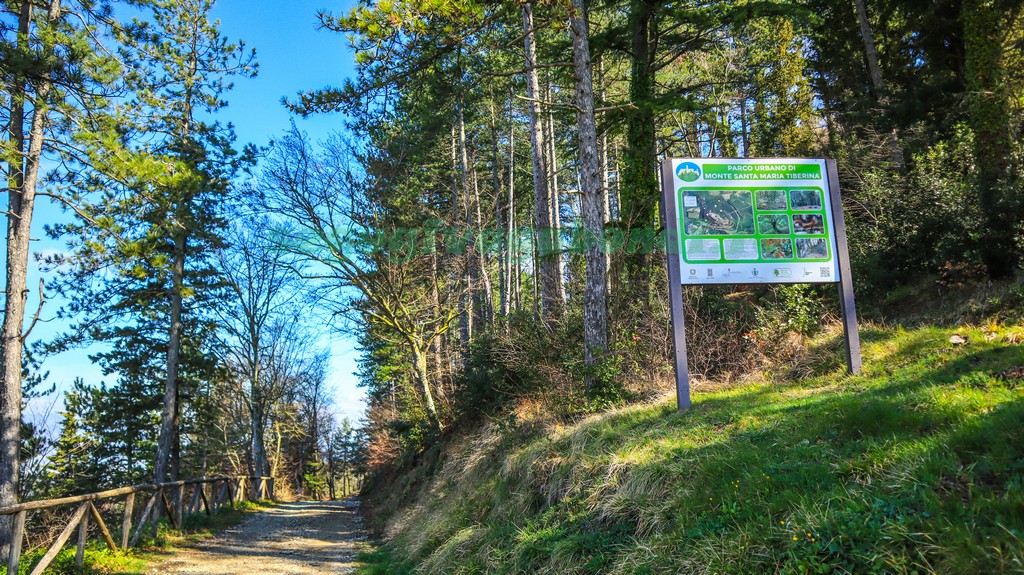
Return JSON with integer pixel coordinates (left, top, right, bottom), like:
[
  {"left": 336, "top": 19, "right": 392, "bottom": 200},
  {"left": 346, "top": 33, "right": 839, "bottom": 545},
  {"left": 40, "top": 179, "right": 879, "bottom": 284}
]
[
  {"left": 250, "top": 399, "right": 268, "bottom": 478},
  {"left": 154, "top": 231, "right": 186, "bottom": 484},
  {"left": 739, "top": 94, "right": 749, "bottom": 156},
  {"left": 600, "top": 129, "right": 612, "bottom": 297},
  {"left": 569, "top": 0, "right": 609, "bottom": 388},
  {"left": 505, "top": 94, "right": 516, "bottom": 318},
  {"left": 522, "top": 3, "right": 561, "bottom": 319},
  {"left": 854, "top": 0, "right": 884, "bottom": 97},
  {"left": 1, "top": 0, "right": 59, "bottom": 557},
  {"left": 963, "top": 0, "right": 1016, "bottom": 278},
  {"left": 545, "top": 78, "right": 566, "bottom": 304},
  {"left": 617, "top": 0, "right": 658, "bottom": 336},
  {"left": 247, "top": 356, "right": 268, "bottom": 479},
  {"left": 598, "top": 57, "right": 612, "bottom": 297},
  {"left": 532, "top": 231, "right": 539, "bottom": 318},
  {"left": 490, "top": 98, "right": 508, "bottom": 318},
  {"left": 411, "top": 341, "right": 441, "bottom": 429},
  {"left": 473, "top": 167, "right": 495, "bottom": 325},
  {"left": 454, "top": 125, "right": 473, "bottom": 348},
  {"left": 458, "top": 106, "right": 481, "bottom": 334},
  {"left": 621, "top": 0, "right": 658, "bottom": 280},
  {"left": 431, "top": 251, "right": 444, "bottom": 374},
  {"left": 271, "top": 427, "right": 284, "bottom": 484}
]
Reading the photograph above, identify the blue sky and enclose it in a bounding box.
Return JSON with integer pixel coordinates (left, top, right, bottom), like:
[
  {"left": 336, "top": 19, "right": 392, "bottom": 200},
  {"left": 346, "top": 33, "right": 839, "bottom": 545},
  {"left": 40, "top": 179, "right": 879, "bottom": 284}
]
[{"left": 21, "top": 0, "right": 366, "bottom": 429}]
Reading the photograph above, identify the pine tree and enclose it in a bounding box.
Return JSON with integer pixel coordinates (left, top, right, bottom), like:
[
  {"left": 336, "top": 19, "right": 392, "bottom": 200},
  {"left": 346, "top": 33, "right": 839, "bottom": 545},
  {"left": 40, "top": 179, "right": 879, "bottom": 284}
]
[
  {"left": 743, "top": 17, "right": 816, "bottom": 157},
  {"left": 568, "top": 0, "right": 609, "bottom": 387},
  {"left": 46, "top": 380, "right": 101, "bottom": 497},
  {"left": 127, "top": 0, "right": 256, "bottom": 484},
  {"left": 1, "top": 0, "right": 130, "bottom": 552},
  {"left": 48, "top": 0, "right": 256, "bottom": 486}
]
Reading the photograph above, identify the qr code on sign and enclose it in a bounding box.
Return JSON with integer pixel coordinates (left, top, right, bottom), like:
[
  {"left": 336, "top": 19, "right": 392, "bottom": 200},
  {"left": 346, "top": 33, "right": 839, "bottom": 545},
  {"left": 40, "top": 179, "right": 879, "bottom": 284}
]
[{"left": 820, "top": 267, "right": 831, "bottom": 278}]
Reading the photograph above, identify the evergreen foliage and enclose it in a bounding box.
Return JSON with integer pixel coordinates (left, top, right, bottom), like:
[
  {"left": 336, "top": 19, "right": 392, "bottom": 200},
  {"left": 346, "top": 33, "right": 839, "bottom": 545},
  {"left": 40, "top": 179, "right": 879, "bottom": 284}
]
[
  {"left": 0, "top": 4, "right": 1021, "bottom": 569},
  {"left": 274, "top": 0, "right": 1024, "bottom": 469}
]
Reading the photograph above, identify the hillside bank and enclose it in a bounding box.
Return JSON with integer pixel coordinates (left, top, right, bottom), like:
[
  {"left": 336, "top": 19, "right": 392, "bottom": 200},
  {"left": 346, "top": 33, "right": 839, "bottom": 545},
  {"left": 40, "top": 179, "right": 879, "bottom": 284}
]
[{"left": 358, "top": 321, "right": 1024, "bottom": 574}]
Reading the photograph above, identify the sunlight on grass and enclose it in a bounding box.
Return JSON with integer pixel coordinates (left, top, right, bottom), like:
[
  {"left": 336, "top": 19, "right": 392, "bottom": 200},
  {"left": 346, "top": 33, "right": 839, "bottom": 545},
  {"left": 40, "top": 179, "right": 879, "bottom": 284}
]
[{"left": 359, "top": 322, "right": 1024, "bottom": 575}]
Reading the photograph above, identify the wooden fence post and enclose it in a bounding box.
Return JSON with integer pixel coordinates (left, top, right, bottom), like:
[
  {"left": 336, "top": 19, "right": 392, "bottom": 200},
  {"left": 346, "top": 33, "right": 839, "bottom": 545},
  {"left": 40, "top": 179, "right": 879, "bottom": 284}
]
[
  {"left": 76, "top": 505, "right": 90, "bottom": 566},
  {"left": 151, "top": 487, "right": 162, "bottom": 537},
  {"left": 221, "top": 479, "right": 231, "bottom": 508},
  {"left": 175, "top": 484, "right": 186, "bottom": 529},
  {"left": 121, "top": 492, "right": 135, "bottom": 549},
  {"left": 188, "top": 484, "right": 200, "bottom": 516},
  {"left": 200, "top": 484, "right": 212, "bottom": 516},
  {"left": 160, "top": 490, "right": 178, "bottom": 530},
  {"left": 6, "top": 509, "right": 26, "bottom": 574},
  {"left": 131, "top": 491, "right": 159, "bottom": 547},
  {"left": 88, "top": 502, "right": 118, "bottom": 552},
  {"left": 213, "top": 480, "right": 223, "bottom": 510},
  {"left": 28, "top": 503, "right": 88, "bottom": 575}
]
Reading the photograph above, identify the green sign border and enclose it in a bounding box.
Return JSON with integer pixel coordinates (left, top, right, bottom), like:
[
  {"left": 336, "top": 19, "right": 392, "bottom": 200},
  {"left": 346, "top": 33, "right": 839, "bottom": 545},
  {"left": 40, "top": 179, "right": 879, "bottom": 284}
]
[{"left": 678, "top": 186, "right": 832, "bottom": 265}]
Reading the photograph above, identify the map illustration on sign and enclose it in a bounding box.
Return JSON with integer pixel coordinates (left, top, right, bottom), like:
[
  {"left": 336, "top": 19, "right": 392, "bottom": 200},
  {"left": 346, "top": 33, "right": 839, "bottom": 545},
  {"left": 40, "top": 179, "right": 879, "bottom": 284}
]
[
  {"left": 670, "top": 158, "right": 841, "bottom": 284},
  {"left": 682, "top": 190, "right": 755, "bottom": 236}
]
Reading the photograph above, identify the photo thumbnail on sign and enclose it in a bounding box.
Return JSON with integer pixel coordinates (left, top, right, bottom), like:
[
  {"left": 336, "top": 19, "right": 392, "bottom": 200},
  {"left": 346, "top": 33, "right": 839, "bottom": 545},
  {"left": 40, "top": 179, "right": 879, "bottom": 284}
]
[
  {"left": 756, "top": 189, "right": 788, "bottom": 211},
  {"left": 761, "top": 238, "right": 793, "bottom": 259},
  {"left": 796, "top": 237, "right": 829, "bottom": 259},
  {"left": 758, "top": 214, "right": 791, "bottom": 235},
  {"left": 793, "top": 214, "right": 824, "bottom": 234},
  {"left": 789, "top": 189, "right": 822, "bottom": 210}
]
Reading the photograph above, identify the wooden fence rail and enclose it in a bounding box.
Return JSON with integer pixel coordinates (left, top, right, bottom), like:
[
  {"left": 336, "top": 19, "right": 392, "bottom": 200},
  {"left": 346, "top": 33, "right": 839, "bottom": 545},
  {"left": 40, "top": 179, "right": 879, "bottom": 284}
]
[{"left": 0, "top": 475, "right": 274, "bottom": 575}]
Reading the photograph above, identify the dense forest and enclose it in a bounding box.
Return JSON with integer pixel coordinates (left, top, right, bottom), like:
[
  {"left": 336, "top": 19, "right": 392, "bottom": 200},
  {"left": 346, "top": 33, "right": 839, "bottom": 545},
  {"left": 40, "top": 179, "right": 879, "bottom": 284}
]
[
  {"left": 299, "top": 0, "right": 1022, "bottom": 470},
  {"left": 0, "top": 0, "right": 1022, "bottom": 563}
]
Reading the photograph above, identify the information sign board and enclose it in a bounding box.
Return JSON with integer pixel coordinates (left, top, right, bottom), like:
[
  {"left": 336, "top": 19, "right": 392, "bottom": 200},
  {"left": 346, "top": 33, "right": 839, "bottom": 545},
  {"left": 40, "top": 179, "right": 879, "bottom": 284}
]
[
  {"left": 660, "top": 158, "right": 862, "bottom": 413},
  {"left": 669, "top": 158, "right": 840, "bottom": 284}
]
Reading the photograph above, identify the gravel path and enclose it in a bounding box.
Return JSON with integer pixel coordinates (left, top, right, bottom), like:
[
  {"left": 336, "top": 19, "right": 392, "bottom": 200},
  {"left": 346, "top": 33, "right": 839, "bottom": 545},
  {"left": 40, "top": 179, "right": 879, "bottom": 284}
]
[{"left": 148, "top": 499, "right": 368, "bottom": 575}]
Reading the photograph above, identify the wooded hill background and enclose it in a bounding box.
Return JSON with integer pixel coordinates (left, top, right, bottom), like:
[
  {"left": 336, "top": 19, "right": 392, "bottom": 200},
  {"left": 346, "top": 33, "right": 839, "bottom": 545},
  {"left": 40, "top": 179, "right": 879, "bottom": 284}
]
[
  {"left": 309, "top": 0, "right": 1023, "bottom": 471},
  {"left": 0, "top": 0, "right": 1021, "bottom": 542}
]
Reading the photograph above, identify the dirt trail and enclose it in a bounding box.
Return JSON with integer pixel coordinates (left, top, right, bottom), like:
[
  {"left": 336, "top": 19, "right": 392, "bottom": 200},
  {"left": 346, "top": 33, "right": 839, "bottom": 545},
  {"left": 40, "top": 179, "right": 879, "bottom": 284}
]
[{"left": 148, "top": 499, "right": 368, "bottom": 575}]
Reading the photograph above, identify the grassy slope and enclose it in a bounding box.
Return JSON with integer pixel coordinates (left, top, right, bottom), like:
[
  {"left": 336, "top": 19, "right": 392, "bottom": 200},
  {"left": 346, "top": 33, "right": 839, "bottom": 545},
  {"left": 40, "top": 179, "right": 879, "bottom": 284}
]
[{"left": 361, "top": 323, "right": 1024, "bottom": 575}]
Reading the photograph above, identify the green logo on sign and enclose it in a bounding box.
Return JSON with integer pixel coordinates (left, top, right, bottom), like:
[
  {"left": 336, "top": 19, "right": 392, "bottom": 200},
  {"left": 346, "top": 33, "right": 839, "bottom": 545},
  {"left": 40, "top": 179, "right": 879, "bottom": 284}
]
[{"left": 677, "top": 161, "right": 701, "bottom": 182}]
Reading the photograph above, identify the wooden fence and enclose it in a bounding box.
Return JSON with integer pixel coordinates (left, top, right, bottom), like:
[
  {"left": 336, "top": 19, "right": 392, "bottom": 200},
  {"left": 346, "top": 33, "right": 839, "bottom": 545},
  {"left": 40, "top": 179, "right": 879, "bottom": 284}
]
[{"left": 0, "top": 475, "right": 274, "bottom": 575}]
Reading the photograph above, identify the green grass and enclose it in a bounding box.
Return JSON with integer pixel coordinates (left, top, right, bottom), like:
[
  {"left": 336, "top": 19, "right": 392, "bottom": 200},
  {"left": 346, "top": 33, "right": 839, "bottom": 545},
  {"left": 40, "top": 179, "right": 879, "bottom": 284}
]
[
  {"left": 2, "top": 500, "right": 271, "bottom": 575},
  {"left": 359, "top": 323, "right": 1024, "bottom": 575}
]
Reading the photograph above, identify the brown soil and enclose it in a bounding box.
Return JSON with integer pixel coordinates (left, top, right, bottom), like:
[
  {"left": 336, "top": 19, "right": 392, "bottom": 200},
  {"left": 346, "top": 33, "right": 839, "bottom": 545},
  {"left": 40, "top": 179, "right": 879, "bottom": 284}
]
[{"left": 147, "top": 499, "right": 368, "bottom": 575}]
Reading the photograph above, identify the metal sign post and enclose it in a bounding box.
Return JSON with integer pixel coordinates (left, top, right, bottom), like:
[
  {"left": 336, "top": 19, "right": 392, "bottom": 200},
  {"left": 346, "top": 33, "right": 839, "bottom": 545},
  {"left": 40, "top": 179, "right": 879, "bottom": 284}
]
[
  {"left": 661, "top": 160, "right": 690, "bottom": 412},
  {"left": 660, "top": 157, "right": 861, "bottom": 412},
  {"left": 826, "top": 159, "right": 862, "bottom": 376}
]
